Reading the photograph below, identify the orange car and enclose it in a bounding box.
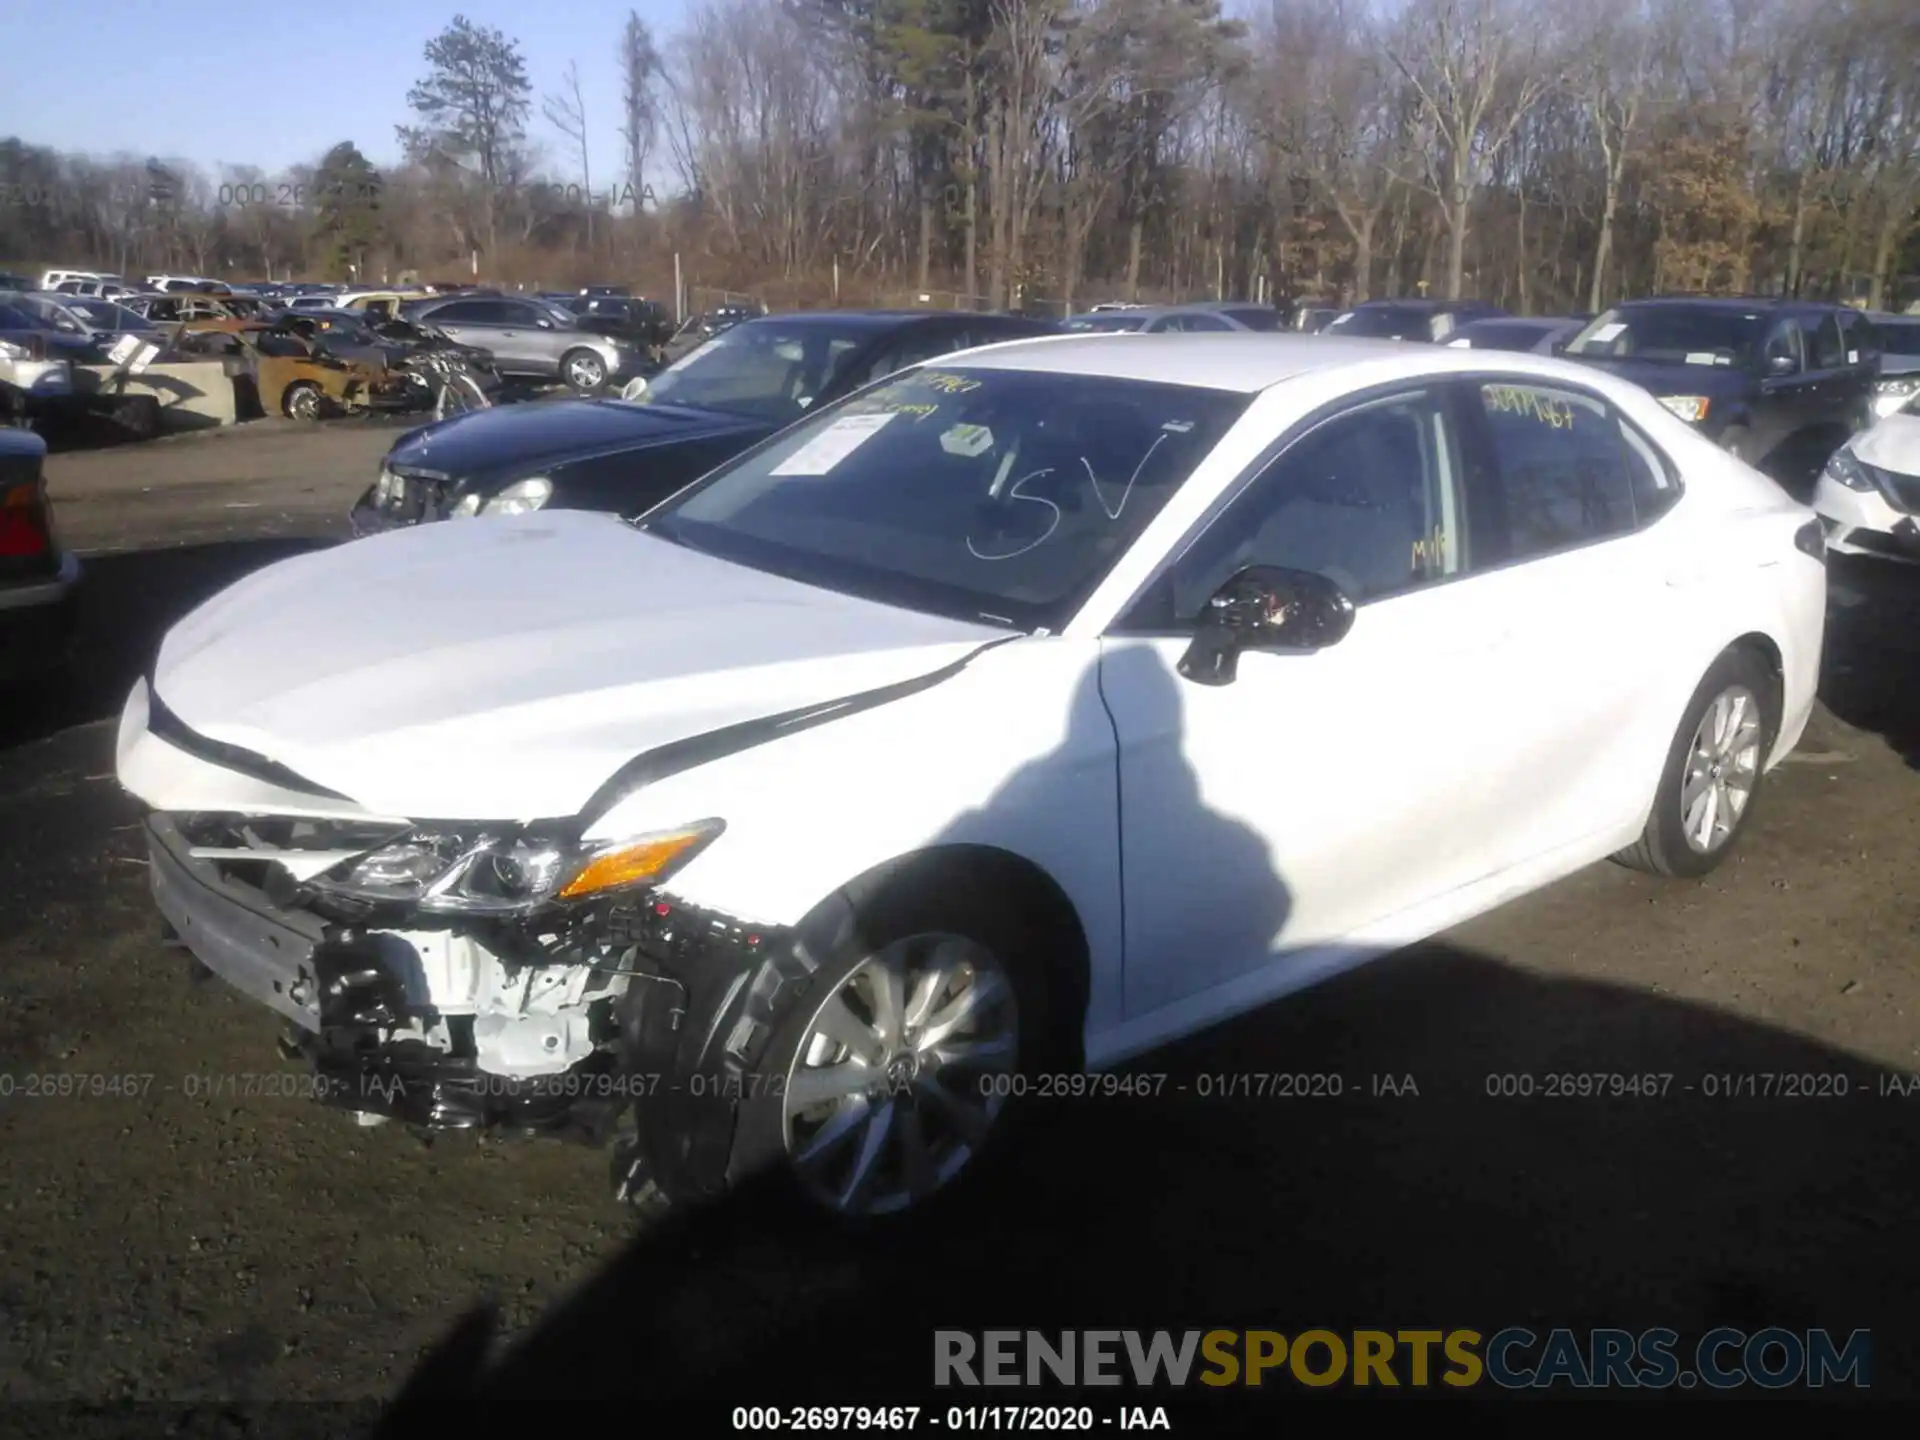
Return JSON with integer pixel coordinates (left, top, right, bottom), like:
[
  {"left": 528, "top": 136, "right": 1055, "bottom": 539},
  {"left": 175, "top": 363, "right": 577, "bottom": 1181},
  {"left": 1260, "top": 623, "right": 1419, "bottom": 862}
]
[{"left": 235, "top": 328, "right": 417, "bottom": 420}]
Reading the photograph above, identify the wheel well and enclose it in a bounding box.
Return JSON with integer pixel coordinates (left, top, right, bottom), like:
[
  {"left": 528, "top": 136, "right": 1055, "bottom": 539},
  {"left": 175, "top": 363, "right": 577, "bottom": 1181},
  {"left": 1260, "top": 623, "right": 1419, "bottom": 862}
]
[
  {"left": 1725, "top": 632, "right": 1786, "bottom": 731},
  {"left": 833, "top": 844, "right": 1091, "bottom": 1063},
  {"left": 1727, "top": 631, "right": 1783, "bottom": 682}
]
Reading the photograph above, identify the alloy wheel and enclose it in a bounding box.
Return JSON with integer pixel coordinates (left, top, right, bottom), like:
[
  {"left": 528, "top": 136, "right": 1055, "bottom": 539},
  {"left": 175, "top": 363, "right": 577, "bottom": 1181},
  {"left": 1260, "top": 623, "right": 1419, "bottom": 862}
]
[
  {"left": 782, "top": 932, "right": 1018, "bottom": 1217},
  {"left": 566, "top": 353, "right": 606, "bottom": 390},
  {"left": 1680, "top": 684, "right": 1762, "bottom": 853}
]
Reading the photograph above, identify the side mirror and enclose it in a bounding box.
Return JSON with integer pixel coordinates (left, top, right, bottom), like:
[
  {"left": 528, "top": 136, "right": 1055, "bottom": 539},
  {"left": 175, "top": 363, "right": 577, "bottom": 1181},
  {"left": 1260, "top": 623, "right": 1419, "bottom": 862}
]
[
  {"left": 1177, "top": 565, "right": 1356, "bottom": 686},
  {"left": 536, "top": 319, "right": 553, "bottom": 329},
  {"left": 1766, "top": 352, "right": 1797, "bottom": 376},
  {"left": 1550, "top": 338, "right": 1569, "bottom": 356}
]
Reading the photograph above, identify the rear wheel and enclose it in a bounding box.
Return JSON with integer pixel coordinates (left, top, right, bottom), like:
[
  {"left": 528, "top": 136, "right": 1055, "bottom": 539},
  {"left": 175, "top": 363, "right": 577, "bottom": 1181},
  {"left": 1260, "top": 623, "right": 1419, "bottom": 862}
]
[
  {"left": 561, "top": 348, "right": 607, "bottom": 392},
  {"left": 1614, "top": 648, "right": 1779, "bottom": 878}
]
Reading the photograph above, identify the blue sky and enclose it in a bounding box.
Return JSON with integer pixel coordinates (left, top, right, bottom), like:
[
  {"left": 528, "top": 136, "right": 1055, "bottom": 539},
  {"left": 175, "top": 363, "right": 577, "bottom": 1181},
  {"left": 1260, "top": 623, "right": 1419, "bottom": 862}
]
[{"left": 0, "top": 0, "right": 692, "bottom": 188}]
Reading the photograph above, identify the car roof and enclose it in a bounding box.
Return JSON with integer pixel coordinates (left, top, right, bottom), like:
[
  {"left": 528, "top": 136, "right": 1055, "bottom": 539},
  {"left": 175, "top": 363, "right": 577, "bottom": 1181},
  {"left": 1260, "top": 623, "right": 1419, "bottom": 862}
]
[
  {"left": 1454, "top": 316, "right": 1570, "bottom": 331},
  {"left": 934, "top": 332, "right": 1508, "bottom": 391}
]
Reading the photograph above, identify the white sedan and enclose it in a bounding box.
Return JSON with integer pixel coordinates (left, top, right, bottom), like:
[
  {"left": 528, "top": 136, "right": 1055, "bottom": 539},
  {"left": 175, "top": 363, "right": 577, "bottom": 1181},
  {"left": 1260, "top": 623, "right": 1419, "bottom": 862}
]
[
  {"left": 1812, "top": 391, "right": 1920, "bottom": 563},
  {"left": 114, "top": 334, "right": 1827, "bottom": 1220}
]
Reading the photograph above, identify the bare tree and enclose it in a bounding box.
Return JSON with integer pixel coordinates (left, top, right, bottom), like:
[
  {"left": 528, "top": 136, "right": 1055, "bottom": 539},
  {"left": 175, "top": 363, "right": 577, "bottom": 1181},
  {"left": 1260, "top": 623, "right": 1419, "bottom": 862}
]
[
  {"left": 1388, "top": 0, "right": 1562, "bottom": 298},
  {"left": 544, "top": 60, "right": 594, "bottom": 247},
  {"left": 619, "top": 12, "right": 664, "bottom": 212},
  {"left": 1571, "top": 0, "right": 1664, "bottom": 310}
]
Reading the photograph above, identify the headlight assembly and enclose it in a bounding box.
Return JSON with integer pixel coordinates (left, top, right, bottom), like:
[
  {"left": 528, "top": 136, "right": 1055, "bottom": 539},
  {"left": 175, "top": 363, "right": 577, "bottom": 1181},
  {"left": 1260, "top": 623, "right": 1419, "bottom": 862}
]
[
  {"left": 450, "top": 492, "right": 483, "bottom": 518},
  {"left": 1872, "top": 375, "right": 1920, "bottom": 396},
  {"left": 308, "top": 819, "right": 726, "bottom": 915},
  {"left": 374, "top": 465, "right": 398, "bottom": 503},
  {"left": 1657, "top": 395, "right": 1711, "bottom": 423},
  {"left": 1821, "top": 448, "right": 1878, "bottom": 493},
  {"left": 484, "top": 476, "right": 552, "bottom": 515}
]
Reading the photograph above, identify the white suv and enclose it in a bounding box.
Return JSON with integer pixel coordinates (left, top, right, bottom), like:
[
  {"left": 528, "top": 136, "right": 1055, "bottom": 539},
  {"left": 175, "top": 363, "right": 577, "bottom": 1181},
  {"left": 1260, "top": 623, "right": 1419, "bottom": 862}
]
[{"left": 115, "top": 333, "right": 1826, "bottom": 1221}]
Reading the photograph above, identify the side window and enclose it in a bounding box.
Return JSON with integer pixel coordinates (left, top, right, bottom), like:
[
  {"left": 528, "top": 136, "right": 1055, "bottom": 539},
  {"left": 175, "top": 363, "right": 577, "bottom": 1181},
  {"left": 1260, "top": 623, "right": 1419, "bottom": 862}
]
[
  {"left": 1762, "top": 319, "right": 1803, "bottom": 373},
  {"left": 427, "top": 301, "right": 484, "bottom": 323},
  {"left": 1809, "top": 314, "right": 1846, "bottom": 370},
  {"left": 496, "top": 302, "right": 547, "bottom": 325},
  {"left": 1840, "top": 311, "right": 1878, "bottom": 367},
  {"left": 1473, "top": 382, "right": 1636, "bottom": 561},
  {"left": 1619, "top": 420, "right": 1682, "bottom": 526},
  {"left": 1129, "top": 389, "right": 1466, "bottom": 625},
  {"left": 1178, "top": 313, "right": 1234, "bottom": 332}
]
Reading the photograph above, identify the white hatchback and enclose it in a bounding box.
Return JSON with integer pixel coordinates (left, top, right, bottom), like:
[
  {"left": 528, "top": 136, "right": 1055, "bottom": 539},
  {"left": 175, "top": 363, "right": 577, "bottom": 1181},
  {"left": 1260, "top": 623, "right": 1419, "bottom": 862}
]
[{"left": 115, "top": 334, "right": 1827, "bottom": 1220}]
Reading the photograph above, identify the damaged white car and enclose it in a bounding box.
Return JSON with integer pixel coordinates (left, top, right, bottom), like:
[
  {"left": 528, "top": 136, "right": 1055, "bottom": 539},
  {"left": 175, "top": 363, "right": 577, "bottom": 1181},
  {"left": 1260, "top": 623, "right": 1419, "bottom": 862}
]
[{"left": 117, "top": 334, "right": 1826, "bottom": 1219}]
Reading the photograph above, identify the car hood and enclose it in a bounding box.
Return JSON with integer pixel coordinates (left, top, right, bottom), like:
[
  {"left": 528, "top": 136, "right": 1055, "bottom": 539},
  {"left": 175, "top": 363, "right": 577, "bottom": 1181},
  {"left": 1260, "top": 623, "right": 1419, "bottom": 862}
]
[
  {"left": 385, "top": 398, "right": 761, "bottom": 480},
  {"left": 1852, "top": 413, "right": 1920, "bottom": 475},
  {"left": 143, "top": 511, "right": 1008, "bottom": 820},
  {"left": 1562, "top": 355, "right": 1749, "bottom": 397}
]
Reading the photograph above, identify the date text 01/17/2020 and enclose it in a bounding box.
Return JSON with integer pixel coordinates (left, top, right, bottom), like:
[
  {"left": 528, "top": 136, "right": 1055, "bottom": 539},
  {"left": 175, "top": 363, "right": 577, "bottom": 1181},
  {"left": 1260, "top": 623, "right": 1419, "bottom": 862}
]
[{"left": 730, "top": 1405, "right": 1174, "bottom": 1431}]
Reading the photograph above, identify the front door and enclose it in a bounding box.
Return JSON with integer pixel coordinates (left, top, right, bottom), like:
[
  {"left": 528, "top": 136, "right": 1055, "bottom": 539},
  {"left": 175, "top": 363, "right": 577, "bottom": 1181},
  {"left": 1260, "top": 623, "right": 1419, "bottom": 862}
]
[{"left": 1100, "top": 385, "right": 1535, "bottom": 1017}]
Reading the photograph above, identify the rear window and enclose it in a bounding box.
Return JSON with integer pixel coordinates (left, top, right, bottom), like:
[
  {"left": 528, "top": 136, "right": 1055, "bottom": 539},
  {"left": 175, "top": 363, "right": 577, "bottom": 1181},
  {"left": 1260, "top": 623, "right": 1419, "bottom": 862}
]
[{"left": 1881, "top": 322, "right": 1920, "bottom": 357}]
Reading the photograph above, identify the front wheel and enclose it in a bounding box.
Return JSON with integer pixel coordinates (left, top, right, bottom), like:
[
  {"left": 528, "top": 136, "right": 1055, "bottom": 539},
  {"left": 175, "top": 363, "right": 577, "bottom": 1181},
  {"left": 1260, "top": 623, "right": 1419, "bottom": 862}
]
[
  {"left": 1614, "top": 648, "right": 1780, "bottom": 878},
  {"left": 282, "top": 382, "right": 325, "bottom": 422},
  {"left": 562, "top": 348, "right": 607, "bottom": 392}
]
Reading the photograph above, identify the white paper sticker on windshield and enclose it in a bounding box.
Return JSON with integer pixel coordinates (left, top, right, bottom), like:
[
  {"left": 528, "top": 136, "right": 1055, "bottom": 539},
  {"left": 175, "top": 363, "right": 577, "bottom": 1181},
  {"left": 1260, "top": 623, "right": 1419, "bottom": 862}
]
[
  {"left": 1683, "top": 352, "right": 1719, "bottom": 365},
  {"left": 940, "top": 423, "right": 994, "bottom": 457},
  {"left": 1590, "top": 322, "right": 1627, "bottom": 342},
  {"left": 1848, "top": 350, "right": 1859, "bottom": 364},
  {"left": 770, "top": 412, "right": 895, "bottom": 475}
]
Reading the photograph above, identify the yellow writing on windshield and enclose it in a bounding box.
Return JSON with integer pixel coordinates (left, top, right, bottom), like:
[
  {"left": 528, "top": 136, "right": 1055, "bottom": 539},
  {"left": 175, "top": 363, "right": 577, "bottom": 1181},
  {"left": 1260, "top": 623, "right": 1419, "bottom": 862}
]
[
  {"left": 918, "top": 371, "right": 984, "bottom": 394},
  {"left": 1483, "top": 385, "right": 1575, "bottom": 430}
]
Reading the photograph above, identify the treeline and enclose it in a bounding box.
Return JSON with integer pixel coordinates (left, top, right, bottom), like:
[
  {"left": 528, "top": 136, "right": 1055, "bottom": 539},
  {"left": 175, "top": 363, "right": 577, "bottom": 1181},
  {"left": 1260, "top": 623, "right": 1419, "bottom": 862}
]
[{"left": 4, "top": 0, "right": 1920, "bottom": 313}]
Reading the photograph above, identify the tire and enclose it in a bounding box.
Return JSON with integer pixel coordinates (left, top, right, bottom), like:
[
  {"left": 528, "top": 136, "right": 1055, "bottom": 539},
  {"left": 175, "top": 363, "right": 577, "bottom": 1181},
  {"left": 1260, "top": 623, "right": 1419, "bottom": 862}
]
[
  {"left": 282, "top": 382, "right": 325, "bottom": 422},
  {"left": 723, "top": 879, "right": 1065, "bottom": 1227},
  {"left": 561, "top": 348, "right": 607, "bottom": 392},
  {"left": 1614, "top": 647, "right": 1780, "bottom": 879}
]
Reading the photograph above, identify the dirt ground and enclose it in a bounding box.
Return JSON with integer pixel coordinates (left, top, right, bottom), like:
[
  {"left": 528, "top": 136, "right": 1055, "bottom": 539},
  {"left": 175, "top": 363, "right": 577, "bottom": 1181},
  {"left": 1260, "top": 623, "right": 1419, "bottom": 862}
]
[{"left": 2, "top": 420, "right": 1918, "bottom": 1427}]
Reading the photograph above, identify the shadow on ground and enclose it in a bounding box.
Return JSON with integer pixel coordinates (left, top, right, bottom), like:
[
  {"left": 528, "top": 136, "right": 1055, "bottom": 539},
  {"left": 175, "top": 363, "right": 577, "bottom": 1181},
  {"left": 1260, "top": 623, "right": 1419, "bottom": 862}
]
[
  {"left": 1821, "top": 555, "right": 1920, "bottom": 768},
  {"left": 375, "top": 947, "right": 1917, "bottom": 1428},
  {"left": 1, "top": 538, "right": 330, "bottom": 750}
]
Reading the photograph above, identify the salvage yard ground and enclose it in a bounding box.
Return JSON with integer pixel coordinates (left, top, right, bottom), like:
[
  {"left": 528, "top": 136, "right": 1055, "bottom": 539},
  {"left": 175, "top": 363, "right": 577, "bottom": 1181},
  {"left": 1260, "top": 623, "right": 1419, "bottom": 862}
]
[{"left": 1, "top": 421, "right": 1918, "bottom": 1419}]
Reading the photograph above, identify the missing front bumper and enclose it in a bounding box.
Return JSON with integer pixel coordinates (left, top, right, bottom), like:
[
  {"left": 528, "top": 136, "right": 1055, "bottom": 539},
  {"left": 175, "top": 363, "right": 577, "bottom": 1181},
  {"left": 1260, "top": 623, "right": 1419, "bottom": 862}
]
[{"left": 143, "top": 810, "right": 814, "bottom": 1205}]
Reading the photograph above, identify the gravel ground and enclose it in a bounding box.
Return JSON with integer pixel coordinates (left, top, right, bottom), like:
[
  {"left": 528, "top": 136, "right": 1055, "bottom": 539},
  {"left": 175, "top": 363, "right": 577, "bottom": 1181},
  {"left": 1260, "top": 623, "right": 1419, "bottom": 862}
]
[{"left": 1, "top": 421, "right": 1917, "bottom": 1429}]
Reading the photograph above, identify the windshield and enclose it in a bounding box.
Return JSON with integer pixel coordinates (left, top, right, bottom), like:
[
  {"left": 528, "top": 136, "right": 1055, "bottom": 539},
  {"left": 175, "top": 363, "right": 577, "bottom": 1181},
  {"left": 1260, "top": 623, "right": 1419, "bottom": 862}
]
[
  {"left": 642, "top": 365, "right": 1251, "bottom": 631},
  {"left": 1325, "top": 306, "right": 1431, "bottom": 339},
  {"left": 1882, "top": 322, "right": 1920, "bottom": 357},
  {"left": 636, "top": 319, "right": 873, "bottom": 423},
  {"left": 67, "top": 300, "right": 154, "bottom": 330},
  {"left": 1564, "top": 305, "right": 1763, "bottom": 366},
  {"left": 1064, "top": 313, "right": 1145, "bottom": 333}
]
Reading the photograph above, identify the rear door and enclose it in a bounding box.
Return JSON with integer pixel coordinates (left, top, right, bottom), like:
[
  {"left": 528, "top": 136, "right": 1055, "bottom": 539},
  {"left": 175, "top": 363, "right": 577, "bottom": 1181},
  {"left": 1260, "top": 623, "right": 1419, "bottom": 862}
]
[
  {"left": 418, "top": 299, "right": 498, "bottom": 355},
  {"left": 1449, "top": 374, "right": 1676, "bottom": 863}
]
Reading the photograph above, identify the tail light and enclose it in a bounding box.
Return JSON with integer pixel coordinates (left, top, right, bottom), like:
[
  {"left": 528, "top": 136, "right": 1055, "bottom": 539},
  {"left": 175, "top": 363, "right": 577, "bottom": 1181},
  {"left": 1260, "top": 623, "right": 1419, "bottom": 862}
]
[{"left": 0, "top": 480, "right": 54, "bottom": 559}]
